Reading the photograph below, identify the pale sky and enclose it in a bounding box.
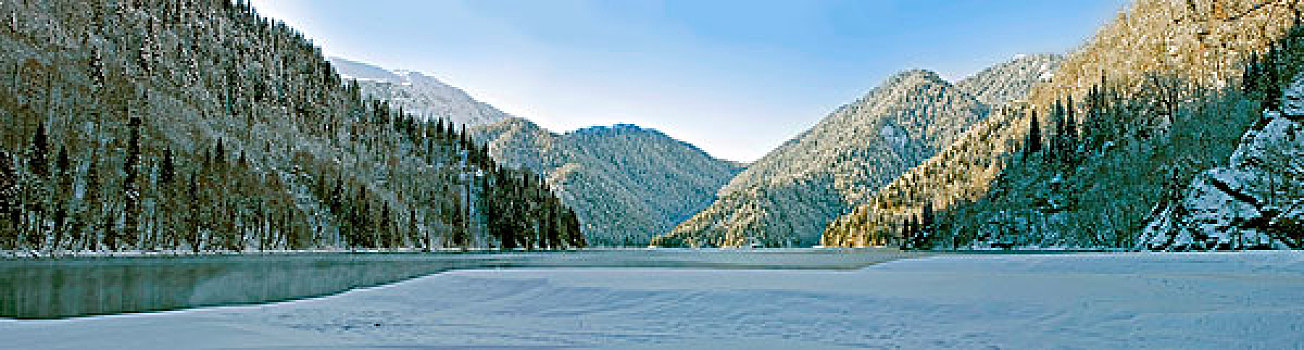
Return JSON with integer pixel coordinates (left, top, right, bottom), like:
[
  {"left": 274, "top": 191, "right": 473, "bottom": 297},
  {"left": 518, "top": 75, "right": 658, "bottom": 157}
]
[{"left": 249, "top": 0, "right": 1128, "bottom": 162}]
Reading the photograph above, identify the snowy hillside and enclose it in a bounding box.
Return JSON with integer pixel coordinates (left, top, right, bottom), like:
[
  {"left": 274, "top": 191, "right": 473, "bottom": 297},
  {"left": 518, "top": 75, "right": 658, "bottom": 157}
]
[
  {"left": 473, "top": 118, "right": 743, "bottom": 246},
  {"left": 0, "top": 0, "right": 579, "bottom": 253},
  {"left": 663, "top": 55, "right": 1059, "bottom": 248},
  {"left": 329, "top": 58, "right": 741, "bottom": 246},
  {"left": 329, "top": 57, "right": 510, "bottom": 127},
  {"left": 825, "top": 0, "right": 1304, "bottom": 249},
  {"left": 1140, "top": 74, "right": 1304, "bottom": 250},
  {"left": 955, "top": 53, "right": 1060, "bottom": 105}
]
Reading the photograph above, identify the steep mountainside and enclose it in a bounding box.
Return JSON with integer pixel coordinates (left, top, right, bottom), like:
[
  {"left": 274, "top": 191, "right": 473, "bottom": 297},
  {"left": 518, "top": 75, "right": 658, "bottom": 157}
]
[
  {"left": 473, "top": 118, "right": 742, "bottom": 246},
  {"left": 1140, "top": 67, "right": 1304, "bottom": 250},
  {"left": 1027, "top": 0, "right": 1301, "bottom": 106},
  {"left": 659, "top": 55, "right": 1059, "bottom": 248},
  {"left": 824, "top": 0, "right": 1304, "bottom": 249},
  {"left": 956, "top": 54, "right": 1060, "bottom": 105},
  {"left": 328, "top": 57, "right": 509, "bottom": 127},
  {"left": 657, "top": 70, "right": 992, "bottom": 247},
  {"left": 0, "top": 0, "right": 580, "bottom": 253}
]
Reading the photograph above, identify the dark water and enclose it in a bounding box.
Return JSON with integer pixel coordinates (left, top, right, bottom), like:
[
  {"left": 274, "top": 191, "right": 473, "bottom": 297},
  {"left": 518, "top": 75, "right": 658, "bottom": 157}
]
[{"left": 0, "top": 249, "right": 920, "bottom": 319}]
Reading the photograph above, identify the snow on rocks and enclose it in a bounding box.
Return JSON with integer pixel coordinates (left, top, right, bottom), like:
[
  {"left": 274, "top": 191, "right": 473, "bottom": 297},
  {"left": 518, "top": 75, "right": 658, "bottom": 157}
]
[{"left": 1139, "top": 75, "right": 1304, "bottom": 250}]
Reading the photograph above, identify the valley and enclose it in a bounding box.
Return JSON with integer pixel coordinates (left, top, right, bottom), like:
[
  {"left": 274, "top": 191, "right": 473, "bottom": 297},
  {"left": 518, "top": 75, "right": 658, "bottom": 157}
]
[{"left": 1, "top": 0, "right": 1302, "bottom": 348}]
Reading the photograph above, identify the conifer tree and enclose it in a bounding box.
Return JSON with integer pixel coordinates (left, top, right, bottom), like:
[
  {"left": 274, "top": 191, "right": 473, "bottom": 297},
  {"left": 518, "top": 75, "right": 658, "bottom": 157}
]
[
  {"left": 83, "top": 152, "right": 102, "bottom": 251},
  {"left": 1264, "top": 44, "right": 1284, "bottom": 111},
  {"left": 158, "top": 148, "right": 175, "bottom": 247},
  {"left": 121, "top": 115, "right": 142, "bottom": 250},
  {"left": 1024, "top": 110, "right": 1043, "bottom": 158},
  {"left": 921, "top": 201, "right": 934, "bottom": 234},
  {"left": 1051, "top": 99, "right": 1067, "bottom": 163},
  {"left": 1063, "top": 96, "right": 1079, "bottom": 165},
  {"left": 52, "top": 146, "right": 71, "bottom": 251},
  {"left": 29, "top": 123, "right": 49, "bottom": 178},
  {"left": 0, "top": 151, "right": 17, "bottom": 249},
  {"left": 186, "top": 171, "right": 200, "bottom": 252},
  {"left": 25, "top": 123, "right": 52, "bottom": 249},
  {"left": 563, "top": 207, "right": 584, "bottom": 248}
]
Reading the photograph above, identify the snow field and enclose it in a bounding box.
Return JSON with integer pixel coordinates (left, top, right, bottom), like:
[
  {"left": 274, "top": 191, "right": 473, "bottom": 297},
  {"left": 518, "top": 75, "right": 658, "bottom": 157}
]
[{"left": 2, "top": 251, "right": 1302, "bottom": 349}]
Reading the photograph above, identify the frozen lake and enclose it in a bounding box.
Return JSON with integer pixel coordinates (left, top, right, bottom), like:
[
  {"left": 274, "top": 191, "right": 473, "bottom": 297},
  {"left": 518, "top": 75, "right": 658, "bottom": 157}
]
[
  {"left": 0, "top": 249, "right": 921, "bottom": 318},
  {"left": 3, "top": 251, "right": 1303, "bottom": 349}
]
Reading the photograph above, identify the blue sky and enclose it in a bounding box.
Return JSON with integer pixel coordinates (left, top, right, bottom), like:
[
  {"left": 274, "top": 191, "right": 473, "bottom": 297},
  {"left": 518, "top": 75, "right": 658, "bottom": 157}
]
[{"left": 250, "top": 0, "right": 1129, "bottom": 162}]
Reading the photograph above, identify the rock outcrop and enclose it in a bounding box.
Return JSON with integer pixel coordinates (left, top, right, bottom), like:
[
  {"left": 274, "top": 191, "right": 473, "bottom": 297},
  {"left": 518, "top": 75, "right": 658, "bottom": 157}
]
[{"left": 1139, "top": 76, "right": 1304, "bottom": 250}]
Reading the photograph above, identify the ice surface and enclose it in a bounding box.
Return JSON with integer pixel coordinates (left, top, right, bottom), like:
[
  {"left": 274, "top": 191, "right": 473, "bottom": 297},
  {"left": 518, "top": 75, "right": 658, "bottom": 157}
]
[{"left": 3, "top": 252, "right": 1302, "bottom": 349}]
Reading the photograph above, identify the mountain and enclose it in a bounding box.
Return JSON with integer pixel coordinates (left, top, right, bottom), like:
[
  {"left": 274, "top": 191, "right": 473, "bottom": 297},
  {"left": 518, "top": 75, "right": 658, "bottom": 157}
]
[
  {"left": 655, "top": 57, "right": 1062, "bottom": 248},
  {"left": 328, "top": 57, "right": 509, "bottom": 127},
  {"left": 326, "top": 58, "right": 742, "bottom": 247},
  {"left": 473, "top": 118, "right": 743, "bottom": 246},
  {"left": 0, "top": 0, "right": 580, "bottom": 253},
  {"left": 824, "top": 0, "right": 1304, "bottom": 249},
  {"left": 956, "top": 54, "right": 1058, "bottom": 105}
]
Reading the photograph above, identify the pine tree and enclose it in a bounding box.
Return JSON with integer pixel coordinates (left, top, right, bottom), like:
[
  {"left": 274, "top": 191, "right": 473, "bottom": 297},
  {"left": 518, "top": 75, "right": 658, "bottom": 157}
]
[
  {"left": 0, "top": 151, "right": 17, "bottom": 249},
  {"left": 1063, "top": 96, "right": 1079, "bottom": 165},
  {"left": 379, "top": 202, "right": 392, "bottom": 248},
  {"left": 158, "top": 147, "right": 175, "bottom": 248},
  {"left": 450, "top": 186, "right": 467, "bottom": 249},
  {"left": 121, "top": 115, "right": 142, "bottom": 250},
  {"left": 29, "top": 123, "right": 49, "bottom": 178},
  {"left": 921, "top": 201, "right": 934, "bottom": 234},
  {"left": 408, "top": 208, "right": 420, "bottom": 251},
  {"left": 1025, "top": 110, "right": 1043, "bottom": 158},
  {"left": 1051, "top": 99, "right": 1067, "bottom": 163},
  {"left": 914, "top": 214, "right": 928, "bottom": 250},
  {"left": 186, "top": 171, "right": 200, "bottom": 252},
  {"left": 1264, "top": 44, "right": 1284, "bottom": 111},
  {"left": 25, "top": 123, "right": 52, "bottom": 249},
  {"left": 51, "top": 146, "right": 72, "bottom": 251},
  {"left": 159, "top": 148, "right": 175, "bottom": 185},
  {"left": 563, "top": 207, "right": 584, "bottom": 248},
  {"left": 82, "top": 152, "right": 103, "bottom": 251},
  {"left": 903, "top": 217, "right": 915, "bottom": 250}
]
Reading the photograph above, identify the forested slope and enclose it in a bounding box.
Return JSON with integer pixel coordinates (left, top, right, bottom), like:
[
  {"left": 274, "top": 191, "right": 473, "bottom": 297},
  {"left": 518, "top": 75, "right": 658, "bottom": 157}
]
[
  {"left": 659, "top": 55, "right": 1058, "bottom": 248},
  {"left": 0, "top": 0, "right": 581, "bottom": 254},
  {"left": 824, "top": 0, "right": 1304, "bottom": 249},
  {"left": 473, "top": 118, "right": 742, "bottom": 246}
]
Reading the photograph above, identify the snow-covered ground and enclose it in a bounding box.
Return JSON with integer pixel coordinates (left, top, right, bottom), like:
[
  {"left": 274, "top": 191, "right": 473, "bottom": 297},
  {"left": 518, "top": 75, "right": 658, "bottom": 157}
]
[{"left": 3, "top": 251, "right": 1303, "bottom": 349}]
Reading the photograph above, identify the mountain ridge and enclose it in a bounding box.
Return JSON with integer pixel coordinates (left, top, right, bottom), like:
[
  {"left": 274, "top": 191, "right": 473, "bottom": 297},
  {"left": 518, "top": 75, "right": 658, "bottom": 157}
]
[
  {"left": 473, "top": 117, "right": 743, "bottom": 246},
  {"left": 328, "top": 57, "right": 510, "bottom": 127},
  {"left": 823, "top": 0, "right": 1304, "bottom": 249},
  {"left": 332, "top": 58, "right": 743, "bottom": 246},
  {"left": 656, "top": 56, "right": 1061, "bottom": 248}
]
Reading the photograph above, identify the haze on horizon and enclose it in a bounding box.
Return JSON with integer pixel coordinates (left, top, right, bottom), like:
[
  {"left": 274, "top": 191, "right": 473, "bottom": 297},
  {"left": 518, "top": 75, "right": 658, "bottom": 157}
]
[{"left": 249, "top": 0, "right": 1129, "bottom": 162}]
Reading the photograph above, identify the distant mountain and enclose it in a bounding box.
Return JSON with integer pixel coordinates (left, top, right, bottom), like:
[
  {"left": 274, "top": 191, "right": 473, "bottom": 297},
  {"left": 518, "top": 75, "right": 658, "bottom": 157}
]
[
  {"left": 658, "top": 59, "right": 1054, "bottom": 247},
  {"left": 332, "top": 59, "right": 741, "bottom": 246},
  {"left": 473, "top": 118, "right": 743, "bottom": 246},
  {"left": 329, "top": 57, "right": 510, "bottom": 127}
]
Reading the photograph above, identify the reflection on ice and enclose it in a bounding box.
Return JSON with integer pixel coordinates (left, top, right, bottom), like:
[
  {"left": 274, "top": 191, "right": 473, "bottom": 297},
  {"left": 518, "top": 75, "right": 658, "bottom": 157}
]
[{"left": 0, "top": 249, "right": 915, "bottom": 319}]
